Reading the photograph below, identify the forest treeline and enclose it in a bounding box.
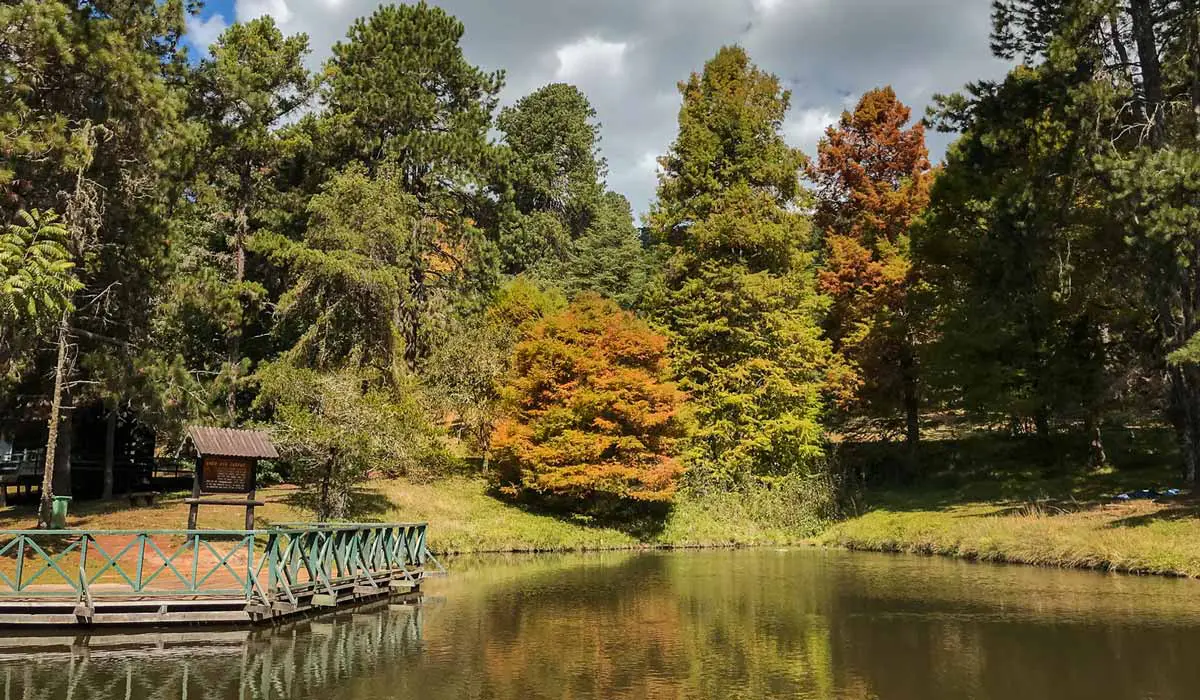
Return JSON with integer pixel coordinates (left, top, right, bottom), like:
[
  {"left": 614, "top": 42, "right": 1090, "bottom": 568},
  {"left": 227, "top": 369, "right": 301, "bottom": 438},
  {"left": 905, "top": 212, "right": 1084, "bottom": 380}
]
[{"left": 1, "top": 0, "right": 1198, "bottom": 524}]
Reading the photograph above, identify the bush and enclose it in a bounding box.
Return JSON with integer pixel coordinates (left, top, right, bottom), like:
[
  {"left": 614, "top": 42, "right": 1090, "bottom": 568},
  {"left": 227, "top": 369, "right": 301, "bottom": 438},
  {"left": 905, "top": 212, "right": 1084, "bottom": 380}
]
[
  {"left": 254, "top": 362, "right": 453, "bottom": 520},
  {"left": 681, "top": 473, "right": 840, "bottom": 536},
  {"left": 492, "top": 295, "right": 689, "bottom": 510}
]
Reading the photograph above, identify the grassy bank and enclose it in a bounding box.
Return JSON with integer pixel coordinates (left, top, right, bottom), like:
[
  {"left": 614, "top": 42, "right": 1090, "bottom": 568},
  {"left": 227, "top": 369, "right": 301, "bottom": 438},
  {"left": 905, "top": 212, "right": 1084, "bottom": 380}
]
[
  {"left": 6, "top": 429, "right": 1199, "bottom": 575},
  {"left": 0, "top": 476, "right": 804, "bottom": 553},
  {"left": 821, "top": 428, "right": 1200, "bottom": 577},
  {"left": 820, "top": 495, "right": 1200, "bottom": 577}
]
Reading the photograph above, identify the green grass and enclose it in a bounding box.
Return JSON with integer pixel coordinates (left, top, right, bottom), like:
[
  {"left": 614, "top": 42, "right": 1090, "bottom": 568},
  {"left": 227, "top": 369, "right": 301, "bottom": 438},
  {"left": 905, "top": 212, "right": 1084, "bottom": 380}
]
[
  {"left": 821, "top": 426, "right": 1200, "bottom": 577},
  {"left": 0, "top": 476, "right": 808, "bottom": 554},
  {"left": 6, "top": 425, "right": 1196, "bottom": 575}
]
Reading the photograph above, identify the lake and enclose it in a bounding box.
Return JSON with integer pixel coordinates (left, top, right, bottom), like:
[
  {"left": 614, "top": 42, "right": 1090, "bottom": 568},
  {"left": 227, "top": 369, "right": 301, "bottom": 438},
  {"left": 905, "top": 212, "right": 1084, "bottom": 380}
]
[{"left": 2, "top": 548, "right": 1199, "bottom": 699}]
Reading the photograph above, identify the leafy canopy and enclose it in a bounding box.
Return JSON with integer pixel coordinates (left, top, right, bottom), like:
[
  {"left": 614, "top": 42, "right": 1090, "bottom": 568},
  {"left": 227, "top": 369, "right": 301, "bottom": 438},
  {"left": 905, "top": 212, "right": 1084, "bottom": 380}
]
[
  {"left": 493, "top": 295, "right": 688, "bottom": 507},
  {"left": 809, "top": 87, "right": 932, "bottom": 432}
]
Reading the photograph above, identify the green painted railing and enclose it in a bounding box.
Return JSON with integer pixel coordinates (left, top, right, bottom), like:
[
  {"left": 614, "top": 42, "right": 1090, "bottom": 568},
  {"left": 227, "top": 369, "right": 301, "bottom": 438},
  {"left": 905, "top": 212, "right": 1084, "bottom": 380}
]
[{"left": 0, "top": 523, "right": 427, "bottom": 606}]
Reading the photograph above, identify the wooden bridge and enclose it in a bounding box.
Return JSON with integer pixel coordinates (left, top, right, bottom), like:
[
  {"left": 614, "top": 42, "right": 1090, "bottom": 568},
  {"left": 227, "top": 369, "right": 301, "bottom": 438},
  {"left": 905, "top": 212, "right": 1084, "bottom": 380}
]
[{"left": 0, "top": 522, "right": 428, "bottom": 626}]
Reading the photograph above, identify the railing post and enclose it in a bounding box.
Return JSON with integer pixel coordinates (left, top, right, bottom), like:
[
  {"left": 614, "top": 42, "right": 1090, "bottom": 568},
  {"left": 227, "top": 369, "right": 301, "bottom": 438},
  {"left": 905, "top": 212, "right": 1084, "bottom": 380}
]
[
  {"left": 15, "top": 536, "right": 25, "bottom": 591},
  {"left": 135, "top": 535, "right": 146, "bottom": 593},
  {"left": 78, "top": 534, "right": 88, "bottom": 597},
  {"left": 191, "top": 533, "right": 201, "bottom": 593},
  {"left": 414, "top": 525, "right": 427, "bottom": 566},
  {"left": 267, "top": 531, "right": 278, "bottom": 599},
  {"left": 245, "top": 533, "right": 254, "bottom": 601}
]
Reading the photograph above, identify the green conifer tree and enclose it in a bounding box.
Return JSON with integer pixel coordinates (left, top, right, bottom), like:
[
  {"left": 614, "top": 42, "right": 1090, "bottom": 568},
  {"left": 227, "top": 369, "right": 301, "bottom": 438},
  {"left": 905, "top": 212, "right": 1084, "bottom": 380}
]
[{"left": 649, "top": 46, "right": 833, "bottom": 485}]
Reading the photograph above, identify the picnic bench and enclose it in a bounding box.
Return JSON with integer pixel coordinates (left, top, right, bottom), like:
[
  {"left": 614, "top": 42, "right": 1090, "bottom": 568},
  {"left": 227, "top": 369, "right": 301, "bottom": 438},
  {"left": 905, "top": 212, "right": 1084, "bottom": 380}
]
[{"left": 128, "top": 491, "right": 158, "bottom": 507}]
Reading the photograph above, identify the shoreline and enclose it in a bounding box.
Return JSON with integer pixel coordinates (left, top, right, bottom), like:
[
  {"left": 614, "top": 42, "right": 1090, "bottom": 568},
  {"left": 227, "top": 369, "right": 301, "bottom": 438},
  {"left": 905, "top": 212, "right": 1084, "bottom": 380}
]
[
  {"left": 6, "top": 475, "right": 1199, "bottom": 581},
  {"left": 818, "top": 496, "right": 1200, "bottom": 579}
]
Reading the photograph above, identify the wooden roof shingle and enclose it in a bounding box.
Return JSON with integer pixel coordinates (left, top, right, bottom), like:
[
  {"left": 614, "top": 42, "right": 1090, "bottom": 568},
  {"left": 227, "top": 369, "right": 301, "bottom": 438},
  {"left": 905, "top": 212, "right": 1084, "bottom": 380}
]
[{"left": 186, "top": 426, "right": 279, "bottom": 459}]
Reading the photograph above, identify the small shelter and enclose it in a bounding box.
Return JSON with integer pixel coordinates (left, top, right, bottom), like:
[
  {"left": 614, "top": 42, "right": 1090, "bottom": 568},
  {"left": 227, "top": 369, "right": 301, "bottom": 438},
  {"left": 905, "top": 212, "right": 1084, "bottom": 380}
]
[{"left": 183, "top": 426, "right": 279, "bottom": 530}]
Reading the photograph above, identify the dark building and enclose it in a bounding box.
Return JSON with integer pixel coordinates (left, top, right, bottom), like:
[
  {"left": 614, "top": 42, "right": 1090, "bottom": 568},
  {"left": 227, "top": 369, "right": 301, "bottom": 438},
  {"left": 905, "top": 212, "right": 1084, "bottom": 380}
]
[{"left": 1, "top": 399, "right": 159, "bottom": 502}]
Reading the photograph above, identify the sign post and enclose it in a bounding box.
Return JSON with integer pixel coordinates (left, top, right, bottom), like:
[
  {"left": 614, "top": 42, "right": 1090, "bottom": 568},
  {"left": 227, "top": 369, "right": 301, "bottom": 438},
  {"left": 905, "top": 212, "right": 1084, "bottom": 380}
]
[{"left": 183, "top": 426, "right": 278, "bottom": 530}]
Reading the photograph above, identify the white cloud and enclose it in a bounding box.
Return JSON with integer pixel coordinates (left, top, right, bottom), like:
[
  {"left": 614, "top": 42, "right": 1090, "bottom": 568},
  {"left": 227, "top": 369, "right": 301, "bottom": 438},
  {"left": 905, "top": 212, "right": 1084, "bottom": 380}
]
[
  {"left": 784, "top": 108, "right": 838, "bottom": 158},
  {"left": 186, "top": 13, "right": 229, "bottom": 54},
  {"left": 237, "top": 0, "right": 293, "bottom": 24},
  {"left": 554, "top": 37, "right": 628, "bottom": 81},
  {"left": 637, "top": 151, "right": 661, "bottom": 176},
  {"left": 212, "top": 0, "right": 1010, "bottom": 212},
  {"left": 752, "top": 0, "right": 786, "bottom": 13}
]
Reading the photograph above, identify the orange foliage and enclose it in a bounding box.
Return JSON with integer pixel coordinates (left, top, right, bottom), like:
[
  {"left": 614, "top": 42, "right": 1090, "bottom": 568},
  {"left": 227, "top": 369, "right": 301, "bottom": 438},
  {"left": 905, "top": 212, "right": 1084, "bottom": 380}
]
[
  {"left": 809, "top": 87, "right": 932, "bottom": 415},
  {"left": 810, "top": 87, "right": 932, "bottom": 246},
  {"left": 492, "top": 295, "right": 688, "bottom": 505}
]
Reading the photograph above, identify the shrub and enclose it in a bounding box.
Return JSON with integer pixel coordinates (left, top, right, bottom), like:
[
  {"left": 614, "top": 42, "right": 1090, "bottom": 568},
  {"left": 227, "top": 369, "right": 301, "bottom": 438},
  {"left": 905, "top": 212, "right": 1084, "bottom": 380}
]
[{"left": 254, "top": 362, "right": 452, "bottom": 520}]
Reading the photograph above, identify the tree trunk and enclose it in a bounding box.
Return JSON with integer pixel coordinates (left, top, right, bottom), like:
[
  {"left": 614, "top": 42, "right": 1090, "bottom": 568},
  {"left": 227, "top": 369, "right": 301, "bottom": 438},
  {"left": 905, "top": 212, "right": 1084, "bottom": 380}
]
[
  {"left": 1129, "top": 0, "right": 1166, "bottom": 145},
  {"left": 319, "top": 454, "right": 335, "bottom": 522},
  {"left": 900, "top": 342, "right": 920, "bottom": 448},
  {"left": 52, "top": 397, "right": 73, "bottom": 497},
  {"left": 1034, "top": 407, "right": 1051, "bottom": 441},
  {"left": 1189, "top": 9, "right": 1200, "bottom": 143},
  {"left": 227, "top": 202, "right": 248, "bottom": 421},
  {"left": 1167, "top": 364, "right": 1200, "bottom": 483},
  {"left": 102, "top": 407, "right": 117, "bottom": 500},
  {"left": 1085, "top": 412, "right": 1107, "bottom": 469},
  {"left": 37, "top": 317, "right": 71, "bottom": 528}
]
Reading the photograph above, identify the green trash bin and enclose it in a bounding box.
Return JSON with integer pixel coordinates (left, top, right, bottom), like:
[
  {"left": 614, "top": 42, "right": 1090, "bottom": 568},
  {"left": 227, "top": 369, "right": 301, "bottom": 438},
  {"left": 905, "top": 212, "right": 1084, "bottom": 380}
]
[{"left": 50, "top": 495, "right": 72, "bottom": 529}]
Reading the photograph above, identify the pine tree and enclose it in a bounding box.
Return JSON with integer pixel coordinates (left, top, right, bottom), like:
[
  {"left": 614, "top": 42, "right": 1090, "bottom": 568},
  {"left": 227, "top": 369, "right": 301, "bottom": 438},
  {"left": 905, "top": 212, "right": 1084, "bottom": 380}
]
[
  {"left": 649, "top": 46, "right": 832, "bottom": 485},
  {"left": 917, "top": 64, "right": 1138, "bottom": 462},
  {"left": 981, "top": 0, "right": 1200, "bottom": 476},
  {"left": 323, "top": 2, "right": 503, "bottom": 190},
  {"left": 321, "top": 3, "right": 505, "bottom": 363},
  {"left": 188, "top": 17, "right": 314, "bottom": 419},
  {"left": 554, "top": 192, "right": 649, "bottom": 308},
  {"left": 1, "top": 0, "right": 192, "bottom": 521},
  {"left": 498, "top": 83, "right": 606, "bottom": 243}
]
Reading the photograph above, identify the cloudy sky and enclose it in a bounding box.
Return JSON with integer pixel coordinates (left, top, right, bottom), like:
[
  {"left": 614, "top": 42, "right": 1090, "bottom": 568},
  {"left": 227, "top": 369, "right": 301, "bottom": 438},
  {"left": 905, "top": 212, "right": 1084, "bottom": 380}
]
[{"left": 186, "top": 0, "right": 1012, "bottom": 218}]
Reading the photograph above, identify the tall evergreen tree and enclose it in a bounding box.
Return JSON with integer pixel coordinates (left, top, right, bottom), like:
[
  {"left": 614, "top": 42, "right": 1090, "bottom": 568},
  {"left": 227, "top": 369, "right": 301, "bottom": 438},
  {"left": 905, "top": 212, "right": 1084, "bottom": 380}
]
[
  {"left": 1, "top": 0, "right": 192, "bottom": 521},
  {"left": 809, "top": 87, "right": 933, "bottom": 447},
  {"left": 499, "top": 84, "right": 606, "bottom": 238},
  {"left": 188, "top": 17, "right": 314, "bottom": 419},
  {"left": 321, "top": 2, "right": 504, "bottom": 363},
  {"left": 555, "top": 191, "right": 649, "bottom": 308},
  {"left": 985, "top": 0, "right": 1200, "bottom": 477},
  {"left": 323, "top": 2, "right": 503, "bottom": 190},
  {"left": 917, "top": 65, "right": 1135, "bottom": 461},
  {"left": 649, "top": 46, "right": 832, "bottom": 485}
]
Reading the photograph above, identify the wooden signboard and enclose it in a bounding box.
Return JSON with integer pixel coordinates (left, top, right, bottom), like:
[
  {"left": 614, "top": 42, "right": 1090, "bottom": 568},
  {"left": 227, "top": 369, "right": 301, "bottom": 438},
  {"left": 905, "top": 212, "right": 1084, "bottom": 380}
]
[
  {"left": 185, "top": 426, "right": 276, "bottom": 530},
  {"left": 200, "top": 455, "right": 255, "bottom": 494}
]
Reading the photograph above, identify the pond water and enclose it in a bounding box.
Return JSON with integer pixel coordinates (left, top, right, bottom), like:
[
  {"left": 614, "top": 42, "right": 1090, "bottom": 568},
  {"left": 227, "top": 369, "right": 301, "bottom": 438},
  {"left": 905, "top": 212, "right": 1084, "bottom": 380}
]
[{"left": 3, "top": 548, "right": 1200, "bottom": 699}]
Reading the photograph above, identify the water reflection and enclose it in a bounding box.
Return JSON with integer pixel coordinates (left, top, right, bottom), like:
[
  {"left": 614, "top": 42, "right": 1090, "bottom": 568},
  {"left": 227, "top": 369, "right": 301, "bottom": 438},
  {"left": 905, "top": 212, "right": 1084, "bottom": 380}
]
[
  {"left": 0, "top": 602, "right": 425, "bottom": 700},
  {"left": 3, "top": 549, "right": 1200, "bottom": 699}
]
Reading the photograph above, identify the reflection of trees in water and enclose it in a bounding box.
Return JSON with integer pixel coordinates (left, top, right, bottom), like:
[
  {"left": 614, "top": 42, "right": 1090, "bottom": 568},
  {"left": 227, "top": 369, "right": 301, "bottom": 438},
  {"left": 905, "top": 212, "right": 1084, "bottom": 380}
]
[
  {"left": 0, "top": 602, "right": 424, "bottom": 700},
  {"left": 411, "top": 552, "right": 868, "bottom": 700},
  {"left": 376, "top": 553, "right": 690, "bottom": 700},
  {"left": 662, "top": 550, "right": 843, "bottom": 699},
  {"left": 6, "top": 551, "right": 1200, "bottom": 700},
  {"left": 818, "top": 552, "right": 1200, "bottom": 700}
]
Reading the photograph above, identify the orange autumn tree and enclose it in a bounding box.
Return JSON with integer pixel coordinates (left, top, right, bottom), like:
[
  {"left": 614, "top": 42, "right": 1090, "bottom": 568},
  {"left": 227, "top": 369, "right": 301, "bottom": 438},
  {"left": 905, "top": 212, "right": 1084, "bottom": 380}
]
[
  {"left": 491, "top": 294, "right": 688, "bottom": 509},
  {"left": 809, "top": 87, "right": 933, "bottom": 447}
]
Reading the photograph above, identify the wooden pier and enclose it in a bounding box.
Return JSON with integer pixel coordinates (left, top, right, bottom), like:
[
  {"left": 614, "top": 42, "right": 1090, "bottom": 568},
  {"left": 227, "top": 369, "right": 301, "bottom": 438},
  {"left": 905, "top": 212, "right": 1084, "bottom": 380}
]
[{"left": 0, "top": 522, "right": 427, "bottom": 626}]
